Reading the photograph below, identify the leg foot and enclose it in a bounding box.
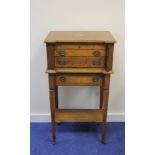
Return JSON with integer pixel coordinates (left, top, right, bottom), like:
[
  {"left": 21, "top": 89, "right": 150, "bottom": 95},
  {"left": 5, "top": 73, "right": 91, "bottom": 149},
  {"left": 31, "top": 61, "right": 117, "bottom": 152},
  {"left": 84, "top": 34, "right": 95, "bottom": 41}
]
[
  {"left": 102, "top": 139, "right": 106, "bottom": 144},
  {"left": 52, "top": 139, "right": 56, "bottom": 144},
  {"left": 101, "top": 122, "right": 106, "bottom": 144},
  {"left": 52, "top": 122, "right": 56, "bottom": 145}
]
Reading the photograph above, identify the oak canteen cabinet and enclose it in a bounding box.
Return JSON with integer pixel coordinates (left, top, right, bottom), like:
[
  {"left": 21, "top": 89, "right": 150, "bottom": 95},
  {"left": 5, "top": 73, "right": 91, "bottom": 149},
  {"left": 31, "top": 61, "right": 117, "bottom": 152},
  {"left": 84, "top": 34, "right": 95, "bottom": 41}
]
[{"left": 44, "top": 31, "right": 116, "bottom": 144}]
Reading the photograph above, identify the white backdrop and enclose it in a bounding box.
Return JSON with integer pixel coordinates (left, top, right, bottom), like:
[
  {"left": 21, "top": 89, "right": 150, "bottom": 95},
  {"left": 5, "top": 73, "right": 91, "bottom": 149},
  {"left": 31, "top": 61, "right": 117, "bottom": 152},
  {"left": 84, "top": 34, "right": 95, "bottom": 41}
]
[{"left": 30, "top": 0, "right": 125, "bottom": 122}]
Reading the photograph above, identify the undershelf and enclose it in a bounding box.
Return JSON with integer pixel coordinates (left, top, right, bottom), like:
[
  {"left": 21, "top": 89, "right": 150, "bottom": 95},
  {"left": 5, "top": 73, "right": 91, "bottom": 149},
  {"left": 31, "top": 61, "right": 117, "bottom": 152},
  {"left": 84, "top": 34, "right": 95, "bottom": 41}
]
[{"left": 55, "top": 109, "right": 104, "bottom": 123}]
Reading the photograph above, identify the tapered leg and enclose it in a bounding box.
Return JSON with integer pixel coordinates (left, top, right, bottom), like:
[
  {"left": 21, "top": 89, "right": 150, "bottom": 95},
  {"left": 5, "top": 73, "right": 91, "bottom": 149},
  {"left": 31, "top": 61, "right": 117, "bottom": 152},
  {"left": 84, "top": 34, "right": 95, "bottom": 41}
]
[
  {"left": 96, "top": 86, "right": 103, "bottom": 126},
  {"left": 52, "top": 122, "right": 56, "bottom": 144},
  {"left": 55, "top": 86, "right": 58, "bottom": 109},
  {"left": 50, "top": 90, "right": 56, "bottom": 144},
  {"left": 100, "top": 86, "right": 103, "bottom": 109},
  {"left": 101, "top": 89, "right": 109, "bottom": 144},
  {"left": 48, "top": 74, "right": 56, "bottom": 144},
  {"left": 101, "top": 75, "right": 110, "bottom": 144},
  {"left": 55, "top": 86, "right": 61, "bottom": 125},
  {"left": 101, "top": 122, "right": 107, "bottom": 144}
]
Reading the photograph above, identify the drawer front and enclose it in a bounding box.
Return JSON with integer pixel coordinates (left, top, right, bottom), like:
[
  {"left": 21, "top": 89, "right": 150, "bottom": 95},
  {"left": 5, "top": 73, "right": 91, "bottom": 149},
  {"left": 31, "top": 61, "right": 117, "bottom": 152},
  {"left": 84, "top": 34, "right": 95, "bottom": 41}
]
[
  {"left": 56, "top": 75, "right": 102, "bottom": 86},
  {"left": 55, "top": 44, "right": 106, "bottom": 50},
  {"left": 55, "top": 57, "right": 106, "bottom": 68},
  {"left": 55, "top": 49, "right": 106, "bottom": 57}
]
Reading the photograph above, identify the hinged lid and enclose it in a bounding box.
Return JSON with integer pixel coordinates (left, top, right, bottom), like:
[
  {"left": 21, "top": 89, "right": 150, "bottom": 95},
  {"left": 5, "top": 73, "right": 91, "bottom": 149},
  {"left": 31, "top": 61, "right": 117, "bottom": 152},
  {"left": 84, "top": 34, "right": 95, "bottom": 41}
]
[{"left": 44, "top": 31, "right": 116, "bottom": 43}]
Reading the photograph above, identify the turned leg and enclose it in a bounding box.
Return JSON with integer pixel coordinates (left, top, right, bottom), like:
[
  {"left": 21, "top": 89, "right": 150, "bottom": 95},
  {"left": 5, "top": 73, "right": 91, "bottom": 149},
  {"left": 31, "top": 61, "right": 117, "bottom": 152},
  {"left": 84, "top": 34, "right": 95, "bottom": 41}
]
[{"left": 101, "top": 75, "right": 110, "bottom": 144}]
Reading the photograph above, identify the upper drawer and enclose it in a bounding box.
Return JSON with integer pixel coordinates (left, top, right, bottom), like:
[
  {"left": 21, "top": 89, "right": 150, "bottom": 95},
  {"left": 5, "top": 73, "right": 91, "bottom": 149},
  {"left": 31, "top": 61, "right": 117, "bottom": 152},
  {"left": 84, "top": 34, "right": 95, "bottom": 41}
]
[
  {"left": 54, "top": 49, "right": 106, "bottom": 57},
  {"left": 55, "top": 44, "right": 106, "bottom": 50}
]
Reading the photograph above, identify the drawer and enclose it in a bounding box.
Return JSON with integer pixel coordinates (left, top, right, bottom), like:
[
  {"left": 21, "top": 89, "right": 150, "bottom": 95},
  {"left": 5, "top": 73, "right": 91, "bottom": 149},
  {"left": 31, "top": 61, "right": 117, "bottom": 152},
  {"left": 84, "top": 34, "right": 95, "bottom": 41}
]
[
  {"left": 55, "top": 57, "right": 106, "bottom": 68},
  {"left": 55, "top": 44, "right": 106, "bottom": 50},
  {"left": 56, "top": 75, "right": 102, "bottom": 86},
  {"left": 54, "top": 49, "right": 106, "bottom": 57}
]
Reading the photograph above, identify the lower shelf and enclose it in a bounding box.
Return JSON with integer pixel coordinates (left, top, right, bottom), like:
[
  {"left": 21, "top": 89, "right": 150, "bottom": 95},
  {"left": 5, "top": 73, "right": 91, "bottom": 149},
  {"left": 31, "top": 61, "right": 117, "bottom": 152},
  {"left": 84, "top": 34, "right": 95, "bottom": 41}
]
[{"left": 55, "top": 109, "right": 104, "bottom": 123}]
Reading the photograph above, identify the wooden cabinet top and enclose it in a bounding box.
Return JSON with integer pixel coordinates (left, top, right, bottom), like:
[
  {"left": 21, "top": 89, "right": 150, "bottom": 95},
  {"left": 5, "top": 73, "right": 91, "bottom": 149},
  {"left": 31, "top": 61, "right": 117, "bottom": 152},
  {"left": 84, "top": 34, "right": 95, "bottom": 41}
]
[{"left": 44, "top": 31, "right": 116, "bottom": 43}]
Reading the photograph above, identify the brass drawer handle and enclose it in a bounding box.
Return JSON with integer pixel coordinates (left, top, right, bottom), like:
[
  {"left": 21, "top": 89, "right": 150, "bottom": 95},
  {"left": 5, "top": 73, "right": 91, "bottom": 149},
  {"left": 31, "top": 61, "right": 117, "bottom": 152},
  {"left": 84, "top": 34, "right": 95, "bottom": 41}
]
[
  {"left": 92, "top": 76, "right": 99, "bottom": 82},
  {"left": 58, "top": 60, "right": 66, "bottom": 65},
  {"left": 59, "top": 76, "right": 66, "bottom": 82},
  {"left": 93, "top": 50, "right": 100, "bottom": 56},
  {"left": 92, "top": 60, "right": 100, "bottom": 65},
  {"left": 58, "top": 50, "right": 65, "bottom": 56}
]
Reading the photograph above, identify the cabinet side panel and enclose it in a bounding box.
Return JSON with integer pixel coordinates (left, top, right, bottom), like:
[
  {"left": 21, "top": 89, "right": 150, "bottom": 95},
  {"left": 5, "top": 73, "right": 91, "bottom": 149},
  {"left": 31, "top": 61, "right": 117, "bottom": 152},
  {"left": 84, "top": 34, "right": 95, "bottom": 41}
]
[
  {"left": 106, "top": 43, "right": 114, "bottom": 71},
  {"left": 46, "top": 43, "right": 55, "bottom": 69}
]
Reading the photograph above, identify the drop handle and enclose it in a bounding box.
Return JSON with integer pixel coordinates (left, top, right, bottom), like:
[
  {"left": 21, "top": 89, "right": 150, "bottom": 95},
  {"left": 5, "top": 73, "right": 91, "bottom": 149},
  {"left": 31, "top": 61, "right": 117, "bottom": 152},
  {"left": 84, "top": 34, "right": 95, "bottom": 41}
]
[
  {"left": 92, "top": 60, "right": 100, "bottom": 65},
  {"left": 58, "top": 60, "right": 66, "bottom": 65},
  {"left": 93, "top": 50, "right": 100, "bottom": 56},
  {"left": 59, "top": 76, "right": 66, "bottom": 82},
  {"left": 58, "top": 50, "right": 65, "bottom": 56}
]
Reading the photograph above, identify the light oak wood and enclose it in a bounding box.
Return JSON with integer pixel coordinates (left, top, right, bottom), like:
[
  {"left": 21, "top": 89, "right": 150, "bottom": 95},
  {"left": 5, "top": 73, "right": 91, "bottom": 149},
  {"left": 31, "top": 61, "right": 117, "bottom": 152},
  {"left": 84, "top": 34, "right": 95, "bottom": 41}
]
[
  {"left": 55, "top": 86, "right": 58, "bottom": 109},
  {"left": 55, "top": 44, "right": 106, "bottom": 50},
  {"left": 106, "top": 44, "right": 114, "bottom": 71},
  {"left": 48, "top": 75, "right": 56, "bottom": 144},
  {"left": 46, "top": 44, "right": 55, "bottom": 69},
  {"left": 56, "top": 74, "right": 102, "bottom": 86},
  {"left": 45, "top": 31, "right": 116, "bottom": 144},
  {"left": 55, "top": 109, "right": 103, "bottom": 122},
  {"left": 101, "top": 75, "right": 110, "bottom": 144},
  {"left": 55, "top": 57, "right": 106, "bottom": 68},
  {"left": 44, "top": 31, "right": 116, "bottom": 43},
  {"left": 46, "top": 68, "right": 113, "bottom": 74},
  {"left": 55, "top": 49, "right": 106, "bottom": 57},
  {"left": 104, "top": 75, "right": 111, "bottom": 90}
]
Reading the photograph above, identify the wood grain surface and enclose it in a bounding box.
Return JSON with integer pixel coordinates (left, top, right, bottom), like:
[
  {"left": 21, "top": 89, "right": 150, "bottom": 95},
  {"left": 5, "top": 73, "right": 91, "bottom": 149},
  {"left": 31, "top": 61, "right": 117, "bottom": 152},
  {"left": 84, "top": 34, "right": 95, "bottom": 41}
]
[
  {"left": 44, "top": 31, "right": 116, "bottom": 43},
  {"left": 55, "top": 109, "right": 104, "bottom": 122}
]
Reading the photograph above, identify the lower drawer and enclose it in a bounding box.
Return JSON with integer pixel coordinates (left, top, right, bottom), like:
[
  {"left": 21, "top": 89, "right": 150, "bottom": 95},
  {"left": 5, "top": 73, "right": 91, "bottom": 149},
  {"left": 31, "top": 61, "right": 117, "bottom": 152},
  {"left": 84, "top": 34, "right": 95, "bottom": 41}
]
[
  {"left": 55, "top": 57, "right": 106, "bottom": 68},
  {"left": 56, "top": 74, "right": 102, "bottom": 86}
]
